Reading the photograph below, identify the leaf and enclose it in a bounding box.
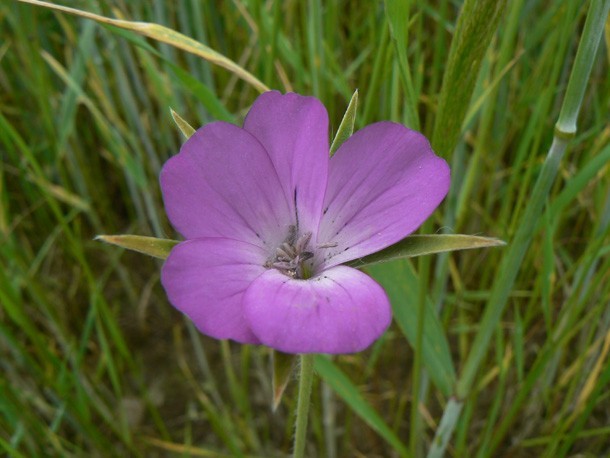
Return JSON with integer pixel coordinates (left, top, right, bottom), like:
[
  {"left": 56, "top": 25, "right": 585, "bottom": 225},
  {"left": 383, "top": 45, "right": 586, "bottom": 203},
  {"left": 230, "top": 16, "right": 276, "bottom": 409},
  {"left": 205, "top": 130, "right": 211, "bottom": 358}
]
[
  {"left": 170, "top": 108, "right": 196, "bottom": 139},
  {"left": 384, "top": 0, "right": 420, "bottom": 130},
  {"left": 96, "top": 235, "right": 178, "bottom": 259},
  {"left": 166, "top": 63, "right": 235, "bottom": 123},
  {"left": 106, "top": 25, "right": 235, "bottom": 122},
  {"left": 28, "top": 174, "right": 90, "bottom": 212},
  {"left": 271, "top": 350, "right": 297, "bottom": 411},
  {"left": 329, "top": 89, "right": 358, "bottom": 156},
  {"left": 367, "top": 259, "right": 456, "bottom": 396},
  {"left": 19, "top": 0, "right": 269, "bottom": 93},
  {"left": 347, "top": 234, "right": 505, "bottom": 268},
  {"left": 314, "top": 356, "right": 410, "bottom": 457},
  {"left": 431, "top": 0, "right": 508, "bottom": 156}
]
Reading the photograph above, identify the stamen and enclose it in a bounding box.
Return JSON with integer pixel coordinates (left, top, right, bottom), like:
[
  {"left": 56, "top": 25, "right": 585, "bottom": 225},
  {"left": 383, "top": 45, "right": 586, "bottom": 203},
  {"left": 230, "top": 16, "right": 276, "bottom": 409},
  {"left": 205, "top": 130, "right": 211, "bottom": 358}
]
[
  {"left": 295, "top": 232, "right": 312, "bottom": 253},
  {"left": 280, "top": 242, "right": 297, "bottom": 257},
  {"left": 317, "top": 241, "right": 338, "bottom": 248},
  {"left": 276, "top": 246, "right": 293, "bottom": 260},
  {"left": 267, "top": 229, "right": 315, "bottom": 279},
  {"left": 273, "top": 261, "right": 296, "bottom": 270}
]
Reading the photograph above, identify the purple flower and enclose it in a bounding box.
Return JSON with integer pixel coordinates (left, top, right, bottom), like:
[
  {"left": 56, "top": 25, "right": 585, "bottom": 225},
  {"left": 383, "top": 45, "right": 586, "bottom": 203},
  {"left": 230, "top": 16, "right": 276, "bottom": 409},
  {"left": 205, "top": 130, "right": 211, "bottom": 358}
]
[{"left": 160, "top": 91, "right": 450, "bottom": 354}]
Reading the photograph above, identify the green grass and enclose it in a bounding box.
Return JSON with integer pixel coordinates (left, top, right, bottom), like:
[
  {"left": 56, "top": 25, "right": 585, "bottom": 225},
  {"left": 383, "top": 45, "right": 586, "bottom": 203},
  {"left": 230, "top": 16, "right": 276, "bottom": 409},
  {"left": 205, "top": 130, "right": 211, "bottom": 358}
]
[{"left": 1, "top": 0, "right": 610, "bottom": 456}]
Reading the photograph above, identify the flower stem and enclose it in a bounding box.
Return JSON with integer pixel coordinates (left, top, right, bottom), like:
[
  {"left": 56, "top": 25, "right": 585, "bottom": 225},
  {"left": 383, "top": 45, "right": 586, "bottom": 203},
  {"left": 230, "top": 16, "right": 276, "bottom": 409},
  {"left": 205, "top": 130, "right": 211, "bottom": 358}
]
[{"left": 293, "top": 354, "right": 315, "bottom": 458}]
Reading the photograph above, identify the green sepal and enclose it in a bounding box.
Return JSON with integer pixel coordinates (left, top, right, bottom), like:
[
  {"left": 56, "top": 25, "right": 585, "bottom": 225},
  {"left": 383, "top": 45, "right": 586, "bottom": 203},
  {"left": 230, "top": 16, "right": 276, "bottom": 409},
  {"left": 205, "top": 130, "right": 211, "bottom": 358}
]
[
  {"left": 347, "top": 234, "right": 505, "bottom": 268},
  {"left": 271, "top": 350, "right": 298, "bottom": 411},
  {"left": 170, "top": 108, "right": 196, "bottom": 139},
  {"left": 96, "top": 234, "right": 179, "bottom": 259},
  {"left": 329, "top": 89, "right": 358, "bottom": 156}
]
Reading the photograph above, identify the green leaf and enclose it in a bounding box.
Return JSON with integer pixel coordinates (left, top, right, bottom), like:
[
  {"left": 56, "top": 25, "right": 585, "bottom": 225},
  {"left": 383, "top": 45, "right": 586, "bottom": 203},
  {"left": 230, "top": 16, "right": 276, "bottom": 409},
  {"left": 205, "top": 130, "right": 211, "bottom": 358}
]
[
  {"left": 105, "top": 25, "right": 235, "bottom": 122},
  {"left": 367, "top": 259, "right": 456, "bottom": 396},
  {"left": 167, "top": 63, "right": 235, "bottom": 123},
  {"left": 314, "top": 355, "right": 410, "bottom": 457},
  {"left": 96, "top": 235, "right": 178, "bottom": 259},
  {"left": 329, "top": 89, "right": 358, "bottom": 156},
  {"left": 170, "top": 108, "right": 196, "bottom": 139},
  {"left": 19, "top": 0, "right": 269, "bottom": 93},
  {"left": 347, "top": 234, "right": 505, "bottom": 268},
  {"left": 431, "top": 0, "right": 507, "bottom": 156},
  {"left": 384, "top": 0, "right": 420, "bottom": 130},
  {"left": 271, "top": 350, "right": 297, "bottom": 411}
]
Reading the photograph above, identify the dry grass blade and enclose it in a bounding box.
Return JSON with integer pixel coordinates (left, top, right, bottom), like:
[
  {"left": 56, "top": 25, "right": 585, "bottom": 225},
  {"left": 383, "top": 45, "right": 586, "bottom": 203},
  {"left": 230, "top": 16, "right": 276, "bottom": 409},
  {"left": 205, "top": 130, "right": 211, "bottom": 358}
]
[{"left": 18, "top": 0, "right": 270, "bottom": 92}]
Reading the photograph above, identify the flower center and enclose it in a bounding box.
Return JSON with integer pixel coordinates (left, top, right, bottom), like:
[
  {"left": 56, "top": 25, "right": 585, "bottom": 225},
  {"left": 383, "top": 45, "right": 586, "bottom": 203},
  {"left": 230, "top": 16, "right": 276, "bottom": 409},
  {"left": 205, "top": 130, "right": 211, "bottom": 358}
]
[{"left": 266, "top": 225, "right": 314, "bottom": 279}]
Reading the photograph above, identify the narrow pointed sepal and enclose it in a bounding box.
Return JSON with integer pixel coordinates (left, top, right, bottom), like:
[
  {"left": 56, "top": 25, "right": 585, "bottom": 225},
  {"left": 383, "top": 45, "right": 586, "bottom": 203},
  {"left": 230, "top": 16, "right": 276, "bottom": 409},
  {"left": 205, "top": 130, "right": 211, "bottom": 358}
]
[
  {"left": 329, "top": 89, "right": 358, "bottom": 156},
  {"left": 272, "top": 350, "right": 298, "bottom": 411},
  {"left": 346, "top": 234, "right": 505, "bottom": 268},
  {"left": 170, "top": 108, "right": 196, "bottom": 139},
  {"left": 96, "top": 234, "right": 179, "bottom": 259}
]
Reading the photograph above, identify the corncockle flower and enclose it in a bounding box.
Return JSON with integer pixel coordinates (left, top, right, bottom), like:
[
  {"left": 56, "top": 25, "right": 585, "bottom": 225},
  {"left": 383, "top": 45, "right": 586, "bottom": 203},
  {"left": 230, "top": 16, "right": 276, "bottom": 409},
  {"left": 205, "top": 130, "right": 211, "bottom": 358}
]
[{"left": 160, "top": 91, "right": 449, "bottom": 354}]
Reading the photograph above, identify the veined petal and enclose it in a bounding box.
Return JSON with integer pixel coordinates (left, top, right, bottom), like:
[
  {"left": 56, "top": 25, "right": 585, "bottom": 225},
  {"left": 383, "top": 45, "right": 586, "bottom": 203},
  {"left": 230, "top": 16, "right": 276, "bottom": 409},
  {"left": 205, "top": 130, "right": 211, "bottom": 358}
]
[
  {"left": 244, "top": 91, "right": 329, "bottom": 236},
  {"left": 161, "top": 238, "right": 267, "bottom": 344},
  {"left": 316, "top": 122, "right": 450, "bottom": 268},
  {"left": 243, "top": 266, "right": 391, "bottom": 354},
  {"left": 160, "top": 122, "right": 293, "bottom": 249}
]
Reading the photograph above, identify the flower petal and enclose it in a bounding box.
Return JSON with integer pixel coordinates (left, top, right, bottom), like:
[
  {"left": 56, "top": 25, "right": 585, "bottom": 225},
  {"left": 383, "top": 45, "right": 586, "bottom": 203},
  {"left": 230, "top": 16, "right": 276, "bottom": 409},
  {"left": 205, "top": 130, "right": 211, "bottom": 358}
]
[
  {"left": 316, "top": 122, "right": 450, "bottom": 268},
  {"left": 161, "top": 237, "right": 267, "bottom": 344},
  {"left": 244, "top": 91, "right": 329, "bottom": 236},
  {"left": 243, "top": 266, "right": 391, "bottom": 354},
  {"left": 160, "top": 122, "right": 293, "bottom": 248}
]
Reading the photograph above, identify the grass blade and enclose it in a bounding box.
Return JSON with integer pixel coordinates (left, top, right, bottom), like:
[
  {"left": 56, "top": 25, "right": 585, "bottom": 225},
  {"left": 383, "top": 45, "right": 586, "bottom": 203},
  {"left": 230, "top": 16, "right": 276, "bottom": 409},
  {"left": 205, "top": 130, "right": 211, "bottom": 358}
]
[
  {"left": 314, "top": 356, "right": 411, "bottom": 458},
  {"left": 368, "top": 259, "right": 456, "bottom": 396},
  {"left": 18, "top": 0, "right": 269, "bottom": 92},
  {"left": 431, "top": 0, "right": 507, "bottom": 156}
]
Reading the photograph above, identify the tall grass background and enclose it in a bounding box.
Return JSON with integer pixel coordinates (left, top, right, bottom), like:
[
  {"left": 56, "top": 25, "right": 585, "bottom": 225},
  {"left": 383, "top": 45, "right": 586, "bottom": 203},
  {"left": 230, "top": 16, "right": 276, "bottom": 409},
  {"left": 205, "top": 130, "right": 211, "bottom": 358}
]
[{"left": 1, "top": 0, "right": 610, "bottom": 456}]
